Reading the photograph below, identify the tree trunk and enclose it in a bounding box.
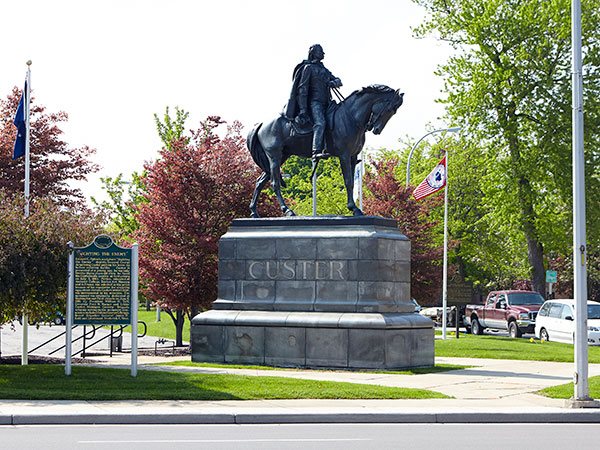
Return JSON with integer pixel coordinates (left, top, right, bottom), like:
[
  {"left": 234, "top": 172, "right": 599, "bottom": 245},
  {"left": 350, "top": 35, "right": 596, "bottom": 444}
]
[
  {"left": 526, "top": 233, "right": 546, "bottom": 295},
  {"left": 504, "top": 111, "right": 546, "bottom": 296},
  {"left": 175, "top": 310, "right": 184, "bottom": 347}
]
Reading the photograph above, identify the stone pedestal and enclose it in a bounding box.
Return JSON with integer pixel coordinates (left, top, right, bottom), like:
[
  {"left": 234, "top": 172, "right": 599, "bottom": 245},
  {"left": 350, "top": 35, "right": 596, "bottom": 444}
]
[{"left": 191, "top": 216, "right": 434, "bottom": 369}]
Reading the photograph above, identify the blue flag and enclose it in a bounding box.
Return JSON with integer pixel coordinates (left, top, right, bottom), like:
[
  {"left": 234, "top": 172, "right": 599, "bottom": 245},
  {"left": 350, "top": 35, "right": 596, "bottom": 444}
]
[{"left": 12, "top": 81, "right": 28, "bottom": 159}]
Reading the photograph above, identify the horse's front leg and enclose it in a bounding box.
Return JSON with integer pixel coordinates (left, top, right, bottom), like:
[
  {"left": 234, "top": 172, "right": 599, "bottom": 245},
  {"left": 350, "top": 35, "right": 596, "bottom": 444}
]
[
  {"left": 269, "top": 157, "right": 295, "bottom": 217},
  {"left": 339, "top": 154, "right": 363, "bottom": 216}
]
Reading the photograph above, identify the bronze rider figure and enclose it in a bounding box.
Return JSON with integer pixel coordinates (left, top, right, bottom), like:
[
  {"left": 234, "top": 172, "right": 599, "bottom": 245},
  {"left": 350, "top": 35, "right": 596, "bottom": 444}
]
[{"left": 285, "top": 44, "right": 343, "bottom": 162}]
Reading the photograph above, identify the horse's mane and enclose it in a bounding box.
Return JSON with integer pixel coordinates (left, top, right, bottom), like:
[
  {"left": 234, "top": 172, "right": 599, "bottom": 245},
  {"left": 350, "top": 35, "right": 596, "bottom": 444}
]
[{"left": 347, "top": 84, "right": 395, "bottom": 99}]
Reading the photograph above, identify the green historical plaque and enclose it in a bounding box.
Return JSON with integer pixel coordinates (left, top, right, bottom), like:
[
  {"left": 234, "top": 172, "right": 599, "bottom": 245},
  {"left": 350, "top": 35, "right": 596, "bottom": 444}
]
[{"left": 73, "top": 235, "right": 132, "bottom": 325}]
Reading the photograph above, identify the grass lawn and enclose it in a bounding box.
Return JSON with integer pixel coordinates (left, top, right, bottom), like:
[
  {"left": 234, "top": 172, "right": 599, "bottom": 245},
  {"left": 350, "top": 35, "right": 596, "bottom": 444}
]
[
  {"left": 158, "top": 360, "right": 469, "bottom": 375},
  {"left": 0, "top": 365, "right": 450, "bottom": 401},
  {"left": 434, "top": 333, "right": 600, "bottom": 363},
  {"left": 112, "top": 309, "right": 191, "bottom": 342},
  {"left": 538, "top": 376, "right": 600, "bottom": 399}
]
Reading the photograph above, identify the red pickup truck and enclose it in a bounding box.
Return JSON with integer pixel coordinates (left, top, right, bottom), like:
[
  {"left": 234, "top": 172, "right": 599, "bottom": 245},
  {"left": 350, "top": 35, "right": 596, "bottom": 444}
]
[{"left": 464, "top": 290, "right": 545, "bottom": 338}]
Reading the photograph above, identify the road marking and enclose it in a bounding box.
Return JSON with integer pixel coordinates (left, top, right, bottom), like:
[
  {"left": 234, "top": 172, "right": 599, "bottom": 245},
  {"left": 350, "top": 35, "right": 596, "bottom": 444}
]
[{"left": 80, "top": 438, "right": 371, "bottom": 444}]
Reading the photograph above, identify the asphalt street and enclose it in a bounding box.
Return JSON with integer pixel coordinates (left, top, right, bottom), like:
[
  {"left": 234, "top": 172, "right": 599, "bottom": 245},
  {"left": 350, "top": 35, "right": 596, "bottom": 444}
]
[{"left": 2, "top": 423, "right": 600, "bottom": 450}]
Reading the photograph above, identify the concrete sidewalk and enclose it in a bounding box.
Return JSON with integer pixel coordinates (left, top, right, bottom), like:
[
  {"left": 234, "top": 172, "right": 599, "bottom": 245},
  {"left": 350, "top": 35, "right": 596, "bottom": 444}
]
[{"left": 2, "top": 355, "right": 600, "bottom": 424}]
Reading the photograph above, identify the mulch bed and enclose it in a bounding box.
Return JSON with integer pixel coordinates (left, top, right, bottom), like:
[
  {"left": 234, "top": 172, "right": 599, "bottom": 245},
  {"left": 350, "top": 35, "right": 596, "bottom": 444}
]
[
  {"left": 0, "top": 355, "right": 89, "bottom": 365},
  {"left": 0, "top": 347, "right": 190, "bottom": 365},
  {"left": 138, "top": 347, "right": 190, "bottom": 357}
]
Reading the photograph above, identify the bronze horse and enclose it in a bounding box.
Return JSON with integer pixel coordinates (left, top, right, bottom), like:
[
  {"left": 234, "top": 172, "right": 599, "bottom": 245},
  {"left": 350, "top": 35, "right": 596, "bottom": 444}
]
[{"left": 248, "top": 85, "right": 404, "bottom": 217}]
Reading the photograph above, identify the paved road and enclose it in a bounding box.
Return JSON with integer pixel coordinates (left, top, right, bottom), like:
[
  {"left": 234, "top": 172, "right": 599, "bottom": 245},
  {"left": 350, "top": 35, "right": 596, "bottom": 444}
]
[{"left": 2, "top": 423, "right": 600, "bottom": 450}]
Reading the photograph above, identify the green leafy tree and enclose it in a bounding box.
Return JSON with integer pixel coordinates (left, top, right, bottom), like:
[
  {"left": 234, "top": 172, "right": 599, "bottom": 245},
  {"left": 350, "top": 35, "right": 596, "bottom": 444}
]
[
  {"left": 92, "top": 106, "right": 190, "bottom": 239},
  {"left": 154, "top": 106, "right": 190, "bottom": 151},
  {"left": 0, "top": 191, "right": 104, "bottom": 324},
  {"left": 280, "top": 156, "right": 357, "bottom": 216},
  {"left": 91, "top": 172, "right": 145, "bottom": 240},
  {"left": 413, "top": 0, "right": 600, "bottom": 295}
]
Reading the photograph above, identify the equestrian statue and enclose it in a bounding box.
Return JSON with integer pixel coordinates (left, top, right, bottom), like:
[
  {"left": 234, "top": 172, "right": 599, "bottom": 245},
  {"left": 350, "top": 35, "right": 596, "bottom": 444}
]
[{"left": 248, "top": 44, "right": 404, "bottom": 218}]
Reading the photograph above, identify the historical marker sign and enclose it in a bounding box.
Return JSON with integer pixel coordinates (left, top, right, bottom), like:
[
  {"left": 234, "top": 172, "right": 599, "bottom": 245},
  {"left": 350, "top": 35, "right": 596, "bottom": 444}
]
[
  {"left": 447, "top": 279, "right": 473, "bottom": 306},
  {"left": 66, "top": 235, "right": 139, "bottom": 377},
  {"left": 73, "top": 236, "right": 132, "bottom": 325}
]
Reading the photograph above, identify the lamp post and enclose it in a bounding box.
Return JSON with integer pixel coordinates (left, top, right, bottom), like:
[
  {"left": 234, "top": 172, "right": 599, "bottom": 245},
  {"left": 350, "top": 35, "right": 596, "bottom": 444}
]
[
  {"left": 570, "top": 0, "right": 596, "bottom": 407},
  {"left": 406, "top": 127, "right": 461, "bottom": 186}
]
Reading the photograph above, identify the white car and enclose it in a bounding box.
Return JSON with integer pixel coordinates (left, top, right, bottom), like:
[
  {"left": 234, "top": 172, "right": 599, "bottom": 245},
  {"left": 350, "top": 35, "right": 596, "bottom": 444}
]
[{"left": 535, "top": 299, "right": 600, "bottom": 345}]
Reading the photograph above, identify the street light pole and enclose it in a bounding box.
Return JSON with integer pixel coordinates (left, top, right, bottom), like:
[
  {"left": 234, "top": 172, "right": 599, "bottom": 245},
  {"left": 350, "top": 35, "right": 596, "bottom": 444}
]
[
  {"left": 569, "top": 0, "right": 596, "bottom": 407},
  {"left": 406, "top": 126, "right": 461, "bottom": 187}
]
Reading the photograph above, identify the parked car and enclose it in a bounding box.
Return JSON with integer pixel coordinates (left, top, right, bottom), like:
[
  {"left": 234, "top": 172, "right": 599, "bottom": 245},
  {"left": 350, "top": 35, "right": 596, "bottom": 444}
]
[
  {"left": 464, "top": 290, "right": 545, "bottom": 338},
  {"left": 17, "top": 311, "right": 65, "bottom": 326},
  {"left": 535, "top": 299, "right": 600, "bottom": 345},
  {"left": 419, "top": 305, "right": 461, "bottom": 327}
]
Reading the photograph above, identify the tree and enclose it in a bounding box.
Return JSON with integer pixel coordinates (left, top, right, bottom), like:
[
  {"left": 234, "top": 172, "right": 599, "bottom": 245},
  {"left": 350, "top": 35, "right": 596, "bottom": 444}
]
[
  {"left": 154, "top": 106, "right": 190, "bottom": 151},
  {"left": 91, "top": 171, "right": 146, "bottom": 241},
  {"left": 0, "top": 87, "right": 99, "bottom": 208},
  {"left": 0, "top": 190, "right": 104, "bottom": 324},
  {"left": 363, "top": 156, "right": 446, "bottom": 304},
  {"left": 134, "top": 117, "right": 279, "bottom": 345},
  {"left": 280, "top": 156, "right": 351, "bottom": 216},
  {"left": 413, "top": 0, "right": 600, "bottom": 294}
]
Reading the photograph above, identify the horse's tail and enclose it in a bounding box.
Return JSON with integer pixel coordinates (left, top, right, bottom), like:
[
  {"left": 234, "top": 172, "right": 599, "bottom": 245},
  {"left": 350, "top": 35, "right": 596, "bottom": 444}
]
[{"left": 247, "top": 123, "right": 270, "bottom": 176}]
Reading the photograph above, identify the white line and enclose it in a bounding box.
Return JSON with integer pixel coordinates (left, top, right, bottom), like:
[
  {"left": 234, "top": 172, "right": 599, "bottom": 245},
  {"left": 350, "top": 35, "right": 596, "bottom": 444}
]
[{"left": 79, "top": 438, "right": 371, "bottom": 444}]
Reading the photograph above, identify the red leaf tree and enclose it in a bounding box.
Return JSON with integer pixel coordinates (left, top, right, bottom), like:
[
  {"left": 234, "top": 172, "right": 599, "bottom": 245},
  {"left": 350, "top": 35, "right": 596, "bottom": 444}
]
[
  {"left": 134, "top": 117, "right": 278, "bottom": 345},
  {"left": 363, "top": 156, "right": 445, "bottom": 305},
  {"left": 0, "top": 87, "right": 98, "bottom": 208}
]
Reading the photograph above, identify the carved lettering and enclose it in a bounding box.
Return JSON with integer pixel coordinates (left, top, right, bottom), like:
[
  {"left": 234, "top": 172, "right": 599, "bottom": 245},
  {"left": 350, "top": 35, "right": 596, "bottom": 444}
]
[
  {"left": 299, "top": 261, "right": 310, "bottom": 280},
  {"left": 282, "top": 260, "right": 296, "bottom": 279},
  {"left": 330, "top": 260, "right": 345, "bottom": 280},
  {"left": 248, "top": 261, "right": 262, "bottom": 279},
  {"left": 266, "top": 260, "right": 279, "bottom": 279},
  {"left": 246, "top": 260, "right": 347, "bottom": 281},
  {"left": 315, "top": 261, "right": 328, "bottom": 280}
]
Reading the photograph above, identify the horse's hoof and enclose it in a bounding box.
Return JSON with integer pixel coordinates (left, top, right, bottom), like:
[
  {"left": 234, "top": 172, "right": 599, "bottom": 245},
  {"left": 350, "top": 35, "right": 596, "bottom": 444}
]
[
  {"left": 352, "top": 208, "right": 364, "bottom": 217},
  {"left": 250, "top": 210, "right": 260, "bottom": 218},
  {"left": 284, "top": 209, "right": 296, "bottom": 217}
]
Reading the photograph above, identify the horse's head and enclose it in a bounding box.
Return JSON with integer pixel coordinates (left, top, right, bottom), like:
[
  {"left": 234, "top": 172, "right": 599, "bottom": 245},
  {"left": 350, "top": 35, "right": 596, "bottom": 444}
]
[{"left": 366, "top": 88, "right": 404, "bottom": 135}]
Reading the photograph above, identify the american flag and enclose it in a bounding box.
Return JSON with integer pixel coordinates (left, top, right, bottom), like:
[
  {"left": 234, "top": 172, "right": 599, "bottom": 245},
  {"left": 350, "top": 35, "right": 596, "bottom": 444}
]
[{"left": 413, "top": 156, "right": 446, "bottom": 201}]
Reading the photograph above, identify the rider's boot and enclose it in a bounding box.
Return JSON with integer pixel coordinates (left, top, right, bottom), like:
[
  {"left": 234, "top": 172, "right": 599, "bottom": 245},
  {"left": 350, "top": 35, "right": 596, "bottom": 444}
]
[{"left": 311, "top": 145, "right": 331, "bottom": 163}]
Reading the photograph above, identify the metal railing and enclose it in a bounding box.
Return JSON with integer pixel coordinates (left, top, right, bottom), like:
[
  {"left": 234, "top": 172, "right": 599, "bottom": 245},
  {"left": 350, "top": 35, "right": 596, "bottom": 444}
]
[{"left": 28, "top": 321, "right": 147, "bottom": 358}]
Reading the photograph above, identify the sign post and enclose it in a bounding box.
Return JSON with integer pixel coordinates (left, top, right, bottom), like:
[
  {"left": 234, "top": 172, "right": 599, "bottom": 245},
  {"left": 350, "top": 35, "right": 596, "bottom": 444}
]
[
  {"left": 546, "top": 270, "right": 557, "bottom": 299},
  {"left": 66, "top": 235, "right": 139, "bottom": 377},
  {"left": 447, "top": 279, "right": 473, "bottom": 339}
]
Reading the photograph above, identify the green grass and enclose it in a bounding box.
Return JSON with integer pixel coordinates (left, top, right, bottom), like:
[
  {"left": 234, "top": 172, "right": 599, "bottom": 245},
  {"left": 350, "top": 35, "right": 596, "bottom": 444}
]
[
  {"left": 157, "top": 360, "right": 468, "bottom": 375},
  {"left": 109, "top": 309, "right": 191, "bottom": 342},
  {"left": 538, "top": 376, "right": 600, "bottom": 399},
  {"left": 434, "top": 334, "right": 600, "bottom": 363},
  {"left": 0, "top": 366, "right": 450, "bottom": 400}
]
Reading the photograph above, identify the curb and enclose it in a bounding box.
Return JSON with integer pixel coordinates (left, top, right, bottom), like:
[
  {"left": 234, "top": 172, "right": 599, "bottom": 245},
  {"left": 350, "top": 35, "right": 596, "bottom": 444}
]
[{"left": 3, "top": 411, "right": 600, "bottom": 425}]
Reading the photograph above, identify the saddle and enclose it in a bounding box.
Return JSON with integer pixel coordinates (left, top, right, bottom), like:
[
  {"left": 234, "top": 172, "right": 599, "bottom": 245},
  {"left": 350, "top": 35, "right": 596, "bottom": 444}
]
[{"left": 283, "top": 102, "right": 340, "bottom": 137}]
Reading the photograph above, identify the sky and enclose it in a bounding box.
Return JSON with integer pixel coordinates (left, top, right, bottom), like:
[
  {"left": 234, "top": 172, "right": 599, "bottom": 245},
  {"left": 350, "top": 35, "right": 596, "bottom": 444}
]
[{"left": 1, "top": 0, "right": 453, "bottom": 205}]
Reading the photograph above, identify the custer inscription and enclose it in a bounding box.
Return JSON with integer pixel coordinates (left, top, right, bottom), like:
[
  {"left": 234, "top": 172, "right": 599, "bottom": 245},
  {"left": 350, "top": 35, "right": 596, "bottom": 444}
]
[{"left": 248, "top": 260, "right": 346, "bottom": 281}]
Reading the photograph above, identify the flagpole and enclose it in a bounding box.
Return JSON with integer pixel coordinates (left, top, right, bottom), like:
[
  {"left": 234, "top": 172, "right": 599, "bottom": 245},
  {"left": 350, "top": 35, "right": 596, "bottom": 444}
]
[
  {"left": 24, "top": 60, "right": 31, "bottom": 216},
  {"left": 21, "top": 60, "right": 32, "bottom": 366},
  {"left": 442, "top": 152, "right": 449, "bottom": 339}
]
